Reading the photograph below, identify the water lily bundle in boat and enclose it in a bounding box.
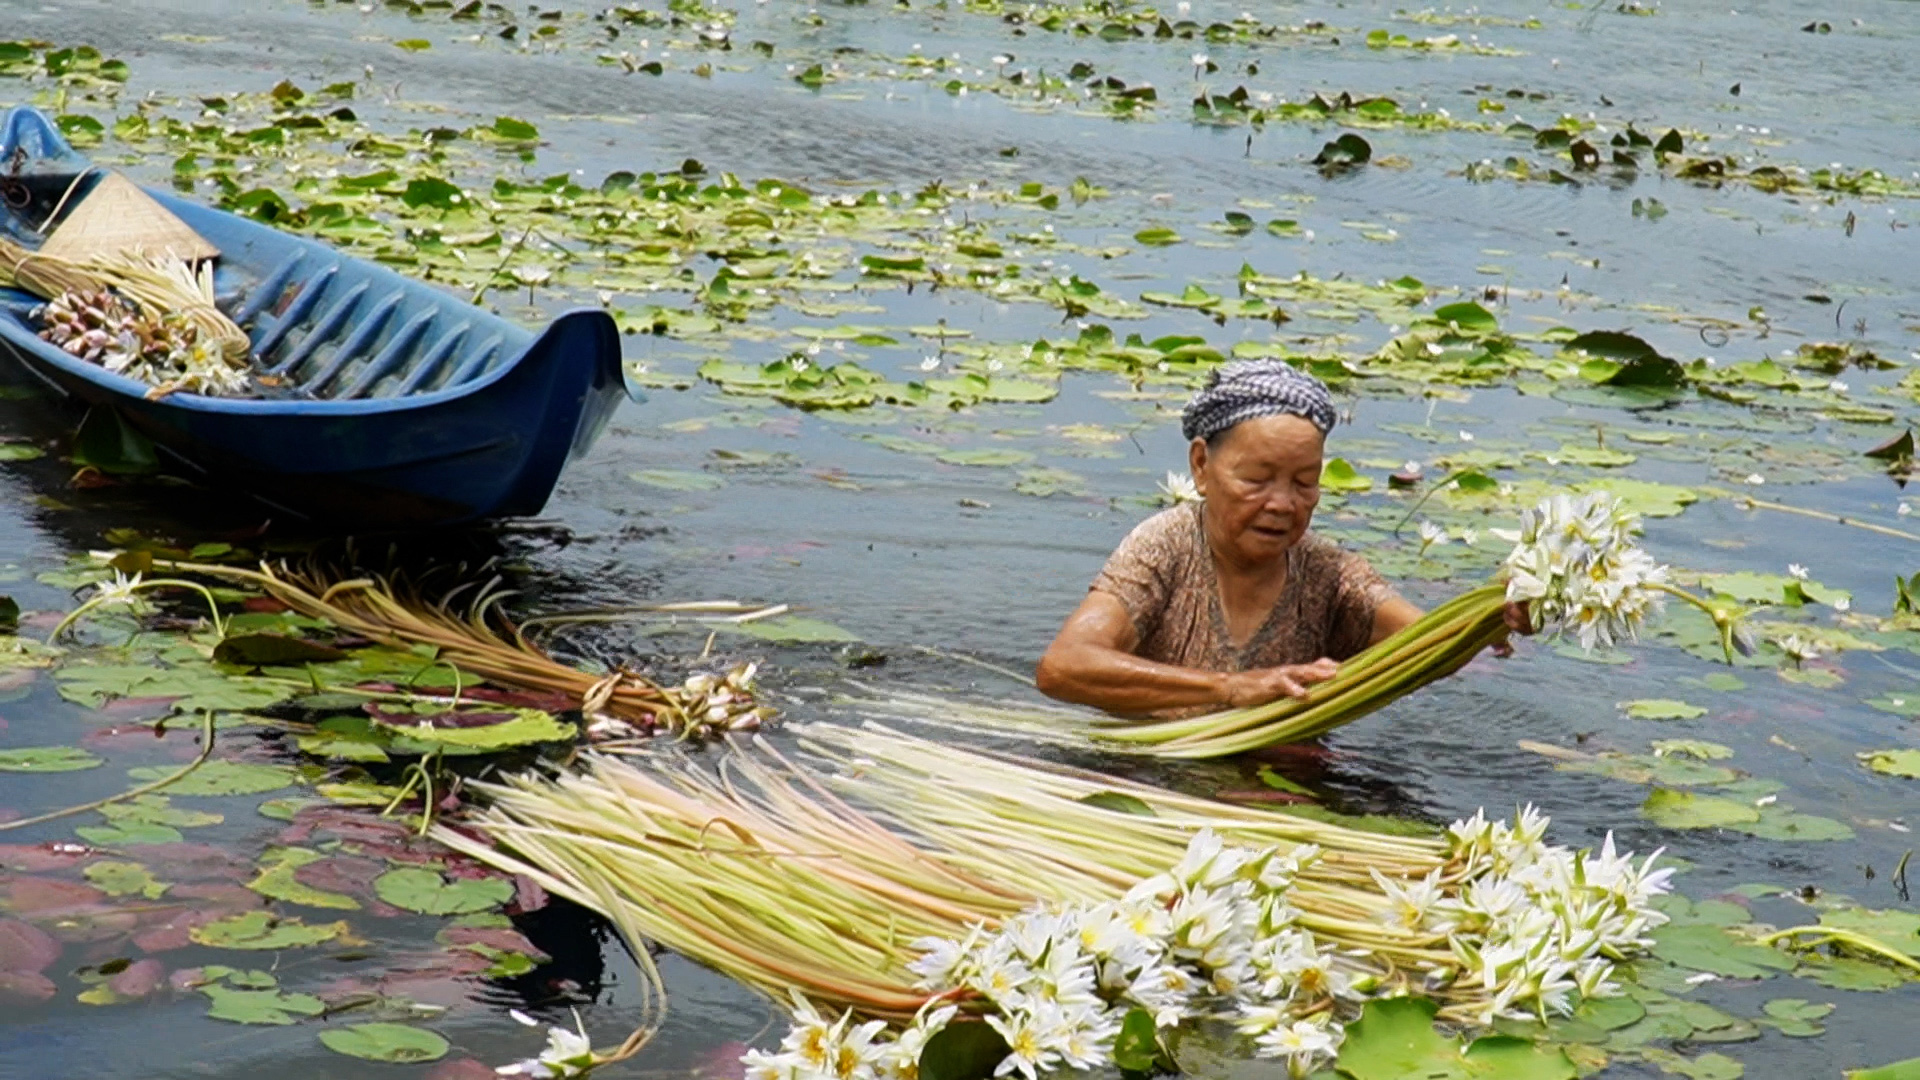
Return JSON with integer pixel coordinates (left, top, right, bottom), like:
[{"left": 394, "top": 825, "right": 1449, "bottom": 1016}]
[
  {"left": 1091, "top": 491, "right": 1739, "bottom": 758},
  {"left": 150, "top": 558, "right": 771, "bottom": 738},
  {"left": 0, "top": 238, "right": 252, "bottom": 396},
  {"left": 36, "top": 285, "right": 249, "bottom": 396},
  {"left": 433, "top": 726, "right": 1674, "bottom": 1080}
]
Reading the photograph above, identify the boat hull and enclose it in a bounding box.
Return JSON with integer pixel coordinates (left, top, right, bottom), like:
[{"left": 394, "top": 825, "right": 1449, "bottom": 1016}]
[
  {"left": 0, "top": 307, "right": 625, "bottom": 528},
  {"left": 0, "top": 105, "right": 632, "bottom": 530}
]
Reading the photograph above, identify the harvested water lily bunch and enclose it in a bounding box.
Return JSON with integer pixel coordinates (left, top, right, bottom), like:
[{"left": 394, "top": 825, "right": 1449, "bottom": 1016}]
[
  {"left": 434, "top": 727, "right": 1674, "bottom": 1080},
  {"left": 36, "top": 285, "right": 249, "bottom": 397},
  {"left": 2, "top": 237, "right": 252, "bottom": 398}
]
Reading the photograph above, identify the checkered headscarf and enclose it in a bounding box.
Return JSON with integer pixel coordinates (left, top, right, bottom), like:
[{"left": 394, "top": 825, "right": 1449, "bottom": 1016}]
[{"left": 1180, "top": 360, "right": 1336, "bottom": 443}]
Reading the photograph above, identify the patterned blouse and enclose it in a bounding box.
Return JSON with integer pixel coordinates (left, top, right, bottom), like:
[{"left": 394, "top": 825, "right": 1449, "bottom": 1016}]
[{"left": 1090, "top": 502, "right": 1399, "bottom": 674}]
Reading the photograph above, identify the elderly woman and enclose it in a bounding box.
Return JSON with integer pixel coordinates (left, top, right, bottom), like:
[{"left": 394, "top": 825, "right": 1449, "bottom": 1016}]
[{"left": 1036, "top": 360, "right": 1428, "bottom": 716}]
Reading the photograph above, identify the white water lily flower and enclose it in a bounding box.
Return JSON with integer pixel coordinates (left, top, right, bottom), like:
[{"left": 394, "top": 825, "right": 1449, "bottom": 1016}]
[
  {"left": 1787, "top": 563, "right": 1809, "bottom": 580},
  {"left": 1250, "top": 1016, "right": 1343, "bottom": 1076},
  {"left": 1159, "top": 470, "right": 1201, "bottom": 504}
]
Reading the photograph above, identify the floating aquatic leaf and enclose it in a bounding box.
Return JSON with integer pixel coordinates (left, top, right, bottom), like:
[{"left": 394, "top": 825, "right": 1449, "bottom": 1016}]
[
  {"left": 74, "top": 821, "right": 182, "bottom": 845},
  {"left": 1758, "top": 998, "right": 1832, "bottom": 1038},
  {"left": 1859, "top": 749, "right": 1920, "bottom": 779},
  {"left": 1622, "top": 699, "right": 1707, "bottom": 721},
  {"left": 367, "top": 705, "right": 573, "bottom": 752},
  {"left": 203, "top": 983, "right": 327, "bottom": 1025},
  {"left": 1013, "top": 467, "right": 1088, "bottom": 498},
  {"left": 1642, "top": 789, "right": 1759, "bottom": 829},
  {"left": 213, "top": 634, "right": 346, "bottom": 666},
  {"left": 0, "top": 746, "right": 102, "bottom": 772},
  {"left": 190, "top": 911, "right": 347, "bottom": 950},
  {"left": 1848, "top": 1059, "right": 1920, "bottom": 1080},
  {"left": 1650, "top": 739, "right": 1733, "bottom": 760},
  {"left": 1320, "top": 458, "right": 1372, "bottom": 493},
  {"left": 127, "top": 761, "right": 296, "bottom": 796},
  {"left": 729, "top": 616, "right": 859, "bottom": 643},
  {"left": 1817, "top": 908, "right": 1920, "bottom": 957},
  {"left": 1132, "top": 227, "right": 1182, "bottom": 246},
  {"left": 1797, "top": 955, "right": 1909, "bottom": 992},
  {"left": 935, "top": 448, "right": 1033, "bottom": 468},
  {"left": 1732, "top": 808, "right": 1853, "bottom": 842},
  {"left": 82, "top": 861, "right": 167, "bottom": 899},
  {"left": 373, "top": 866, "right": 512, "bottom": 916},
  {"left": 247, "top": 848, "right": 360, "bottom": 910},
  {"left": 628, "top": 468, "right": 726, "bottom": 491},
  {"left": 1649, "top": 924, "right": 1794, "bottom": 979},
  {"left": 318, "top": 1022, "right": 450, "bottom": 1063},
  {"left": 296, "top": 716, "right": 391, "bottom": 763},
  {"left": 1337, "top": 996, "right": 1575, "bottom": 1080}
]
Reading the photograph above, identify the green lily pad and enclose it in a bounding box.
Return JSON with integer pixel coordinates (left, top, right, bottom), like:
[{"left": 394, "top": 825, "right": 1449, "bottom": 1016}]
[
  {"left": 628, "top": 468, "right": 726, "bottom": 491},
  {"left": 318, "top": 1023, "right": 450, "bottom": 1063},
  {"left": 83, "top": 860, "right": 168, "bottom": 899},
  {"left": 127, "top": 761, "right": 296, "bottom": 796},
  {"left": 99, "top": 794, "right": 222, "bottom": 829},
  {"left": 1847, "top": 1058, "right": 1920, "bottom": 1080},
  {"left": 1860, "top": 749, "right": 1920, "bottom": 779},
  {"left": 369, "top": 707, "right": 573, "bottom": 753},
  {"left": 1643, "top": 788, "right": 1760, "bottom": 829},
  {"left": 0, "top": 745, "right": 102, "bottom": 772},
  {"left": 247, "top": 848, "right": 360, "bottom": 911},
  {"left": 1758, "top": 998, "right": 1832, "bottom": 1038},
  {"left": 1648, "top": 924, "right": 1795, "bottom": 979},
  {"left": 74, "top": 821, "right": 183, "bottom": 845},
  {"left": 1321, "top": 458, "right": 1373, "bottom": 493},
  {"left": 1797, "top": 955, "right": 1909, "bottom": 991},
  {"left": 1337, "top": 997, "right": 1575, "bottom": 1080},
  {"left": 373, "top": 866, "right": 513, "bottom": 916},
  {"left": 935, "top": 448, "right": 1034, "bottom": 468},
  {"left": 1622, "top": 699, "right": 1708, "bottom": 721},
  {"left": 1818, "top": 908, "right": 1920, "bottom": 957},
  {"left": 1732, "top": 807, "right": 1855, "bottom": 842},
  {"left": 1650, "top": 739, "right": 1734, "bottom": 760},
  {"left": 204, "top": 984, "right": 327, "bottom": 1025},
  {"left": 190, "top": 911, "right": 347, "bottom": 950},
  {"left": 729, "top": 615, "right": 859, "bottom": 643}
]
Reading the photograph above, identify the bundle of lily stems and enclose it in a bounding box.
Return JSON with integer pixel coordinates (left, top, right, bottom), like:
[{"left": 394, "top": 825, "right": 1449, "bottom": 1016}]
[
  {"left": 134, "top": 558, "right": 771, "bottom": 737},
  {"left": 874, "top": 492, "right": 1744, "bottom": 759},
  {"left": 437, "top": 724, "right": 1678, "bottom": 1080},
  {"left": 0, "top": 237, "right": 253, "bottom": 396}
]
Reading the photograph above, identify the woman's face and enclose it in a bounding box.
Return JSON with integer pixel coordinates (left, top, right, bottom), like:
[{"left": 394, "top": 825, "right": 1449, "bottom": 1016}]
[{"left": 1189, "top": 413, "right": 1325, "bottom": 568}]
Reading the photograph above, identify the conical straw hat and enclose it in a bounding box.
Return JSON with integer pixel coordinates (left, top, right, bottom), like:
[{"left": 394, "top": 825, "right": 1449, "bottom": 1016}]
[{"left": 38, "top": 172, "right": 219, "bottom": 264}]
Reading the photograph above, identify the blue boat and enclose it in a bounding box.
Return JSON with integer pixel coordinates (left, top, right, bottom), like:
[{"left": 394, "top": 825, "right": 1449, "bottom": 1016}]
[{"left": 0, "top": 106, "right": 631, "bottom": 529}]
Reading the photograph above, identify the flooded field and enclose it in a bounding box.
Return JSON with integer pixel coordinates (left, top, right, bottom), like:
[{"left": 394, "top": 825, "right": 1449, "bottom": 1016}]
[{"left": 1, "top": 0, "right": 1918, "bottom": 1077}]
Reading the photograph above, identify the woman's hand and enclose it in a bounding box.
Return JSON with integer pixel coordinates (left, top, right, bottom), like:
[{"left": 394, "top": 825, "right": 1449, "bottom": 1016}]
[
  {"left": 1490, "top": 600, "right": 1534, "bottom": 658},
  {"left": 1224, "top": 658, "right": 1339, "bottom": 707}
]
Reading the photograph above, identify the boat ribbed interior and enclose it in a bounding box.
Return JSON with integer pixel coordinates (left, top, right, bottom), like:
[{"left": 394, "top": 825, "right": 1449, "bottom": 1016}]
[{"left": 232, "top": 250, "right": 511, "bottom": 400}]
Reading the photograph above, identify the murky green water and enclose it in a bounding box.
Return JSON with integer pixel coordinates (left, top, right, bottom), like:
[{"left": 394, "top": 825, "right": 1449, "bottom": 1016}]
[{"left": 2, "top": 0, "right": 1918, "bottom": 1077}]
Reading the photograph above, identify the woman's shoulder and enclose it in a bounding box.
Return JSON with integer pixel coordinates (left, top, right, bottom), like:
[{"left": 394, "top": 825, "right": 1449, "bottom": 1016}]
[
  {"left": 1295, "top": 530, "right": 1380, "bottom": 577},
  {"left": 1118, "top": 502, "right": 1205, "bottom": 555}
]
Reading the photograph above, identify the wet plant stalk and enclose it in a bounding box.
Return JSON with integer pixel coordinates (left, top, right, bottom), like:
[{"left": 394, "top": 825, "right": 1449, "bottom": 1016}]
[{"left": 1093, "top": 583, "right": 1510, "bottom": 757}]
